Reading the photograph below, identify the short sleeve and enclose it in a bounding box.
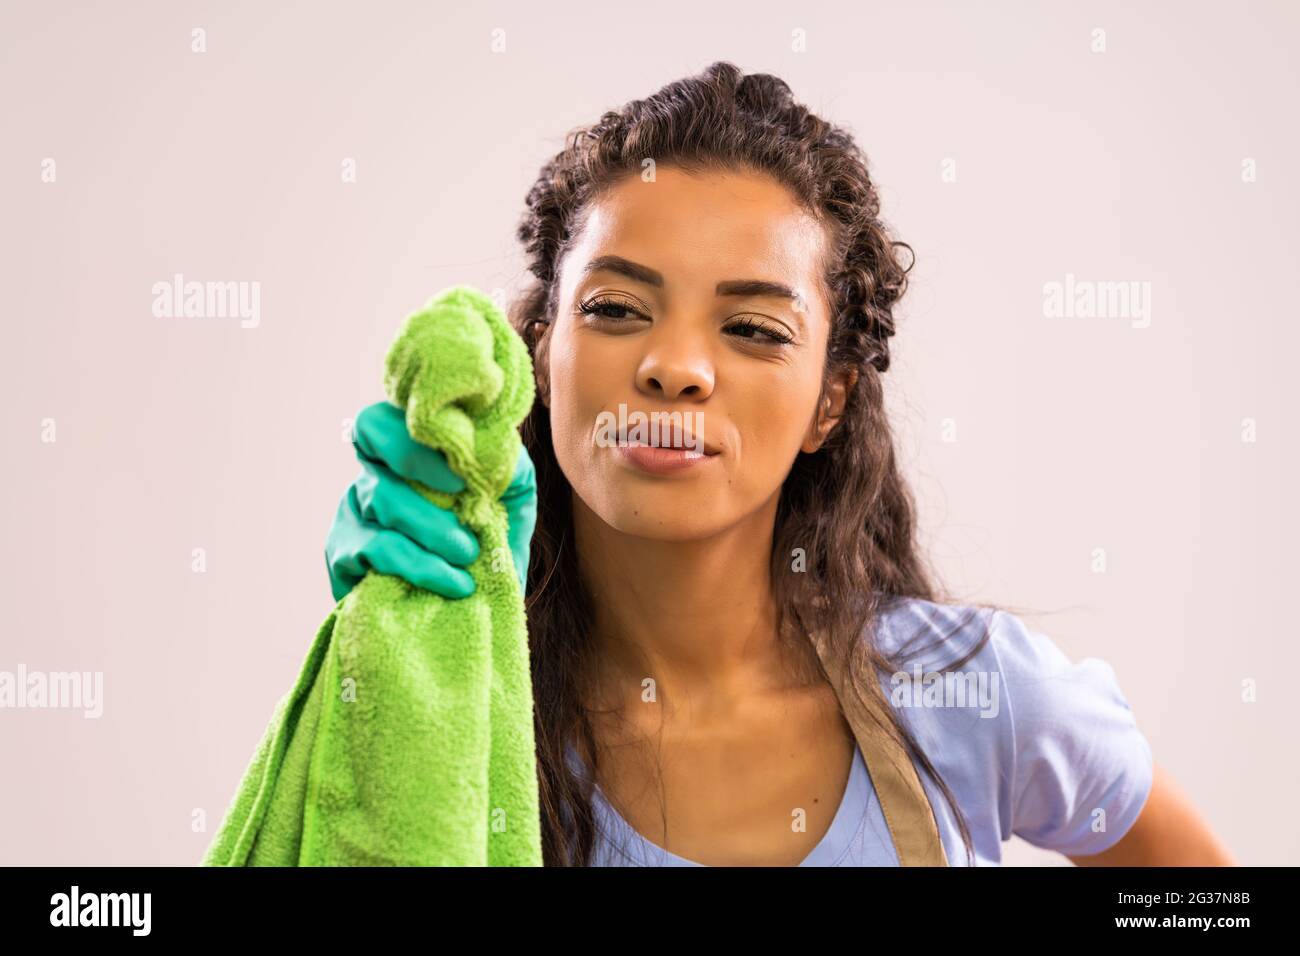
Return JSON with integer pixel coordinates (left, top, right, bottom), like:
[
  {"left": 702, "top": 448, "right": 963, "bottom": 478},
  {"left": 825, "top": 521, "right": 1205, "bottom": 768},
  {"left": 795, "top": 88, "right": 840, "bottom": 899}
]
[{"left": 990, "top": 610, "right": 1154, "bottom": 856}]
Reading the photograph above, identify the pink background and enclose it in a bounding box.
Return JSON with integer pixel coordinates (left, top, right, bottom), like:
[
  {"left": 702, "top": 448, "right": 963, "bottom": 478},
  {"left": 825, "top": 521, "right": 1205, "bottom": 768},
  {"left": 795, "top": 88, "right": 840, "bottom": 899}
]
[{"left": 1, "top": 0, "right": 1296, "bottom": 864}]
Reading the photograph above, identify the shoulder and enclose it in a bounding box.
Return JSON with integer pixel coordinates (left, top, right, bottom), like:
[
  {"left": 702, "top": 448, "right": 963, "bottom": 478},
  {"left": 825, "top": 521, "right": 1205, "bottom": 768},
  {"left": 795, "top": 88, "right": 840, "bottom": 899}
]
[
  {"left": 868, "top": 596, "right": 1154, "bottom": 857},
  {"left": 870, "top": 594, "right": 1136, "bottom": 712},
  {"left": 870, "top": 593, "right": 998, "bottom": 670},
  {"left": 980, "top": 607, "right": 1154, "bottom": 855}
]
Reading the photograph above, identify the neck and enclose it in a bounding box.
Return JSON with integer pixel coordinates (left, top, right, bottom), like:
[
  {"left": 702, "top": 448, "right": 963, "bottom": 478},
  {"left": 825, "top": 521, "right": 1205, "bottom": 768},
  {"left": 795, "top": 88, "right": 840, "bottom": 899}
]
[{"left": 573, "top": 490, "right": 801, "bottom": 716}]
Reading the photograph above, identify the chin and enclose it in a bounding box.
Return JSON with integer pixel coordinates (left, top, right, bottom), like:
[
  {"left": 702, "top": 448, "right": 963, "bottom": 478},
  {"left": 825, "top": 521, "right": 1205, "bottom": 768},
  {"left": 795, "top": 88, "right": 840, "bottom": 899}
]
[
  {"left": 587, "top": 483, "right": 736, "bottom": 542},
  {"left": 603, "top": 513, "right": 733, "bottom": 542}
]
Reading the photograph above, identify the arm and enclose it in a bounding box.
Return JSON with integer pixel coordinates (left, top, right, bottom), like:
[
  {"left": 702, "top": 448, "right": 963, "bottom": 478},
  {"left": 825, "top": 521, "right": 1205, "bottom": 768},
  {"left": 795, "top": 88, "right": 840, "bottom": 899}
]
[{"left": 1067, "top": 762, "right": 1236, "bottom": 866}]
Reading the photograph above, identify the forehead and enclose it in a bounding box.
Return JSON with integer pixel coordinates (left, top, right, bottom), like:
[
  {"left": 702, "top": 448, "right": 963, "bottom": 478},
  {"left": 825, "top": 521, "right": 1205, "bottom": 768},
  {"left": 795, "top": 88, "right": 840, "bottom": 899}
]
[{"left": 561, "top": 166, "right": 829, "bottom": 294}]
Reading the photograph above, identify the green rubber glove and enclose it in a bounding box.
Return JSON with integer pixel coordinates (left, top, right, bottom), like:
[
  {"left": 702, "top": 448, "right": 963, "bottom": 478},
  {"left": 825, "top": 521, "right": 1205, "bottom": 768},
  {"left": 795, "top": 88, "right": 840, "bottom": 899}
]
[{"left": 325, "top": 400, "right": 537, "bottom": 601}]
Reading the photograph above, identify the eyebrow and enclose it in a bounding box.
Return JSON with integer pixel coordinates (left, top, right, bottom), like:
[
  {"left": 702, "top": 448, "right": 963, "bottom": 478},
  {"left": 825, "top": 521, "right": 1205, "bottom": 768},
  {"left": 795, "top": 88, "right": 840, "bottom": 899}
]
[{"left": 584, "top": 255, "right": 805, "bottom": 305}]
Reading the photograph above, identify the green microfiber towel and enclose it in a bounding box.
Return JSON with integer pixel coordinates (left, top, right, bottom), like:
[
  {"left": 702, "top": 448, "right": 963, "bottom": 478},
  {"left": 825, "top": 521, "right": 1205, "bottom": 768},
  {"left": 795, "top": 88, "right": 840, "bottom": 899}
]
[{"left": 201, "top": 285, "right": 542, "bottom": 866}]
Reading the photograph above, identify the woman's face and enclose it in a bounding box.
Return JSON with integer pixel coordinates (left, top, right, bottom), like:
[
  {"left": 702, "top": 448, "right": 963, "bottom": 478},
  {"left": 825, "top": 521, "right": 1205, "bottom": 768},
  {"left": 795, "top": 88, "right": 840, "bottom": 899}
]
[{"left": 544, "top": 165, "right": 846, "bottom": 541}]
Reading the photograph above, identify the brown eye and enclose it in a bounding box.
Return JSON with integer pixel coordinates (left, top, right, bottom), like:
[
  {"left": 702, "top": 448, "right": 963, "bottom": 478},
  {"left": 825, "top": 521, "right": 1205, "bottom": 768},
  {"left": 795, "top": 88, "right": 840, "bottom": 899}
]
[
  {"left": 577, "top": 296, "right": 648, "bottom": 322},
  {"left": 724, "top": 316, "right": 795, "bottom": 345}
]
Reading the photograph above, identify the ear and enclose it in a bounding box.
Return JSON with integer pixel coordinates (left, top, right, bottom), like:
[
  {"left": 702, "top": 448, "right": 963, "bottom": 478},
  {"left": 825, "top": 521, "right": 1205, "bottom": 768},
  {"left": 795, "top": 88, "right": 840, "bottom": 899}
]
[{"left": 801, "top": 366, "right": 858, "bottom": 453}]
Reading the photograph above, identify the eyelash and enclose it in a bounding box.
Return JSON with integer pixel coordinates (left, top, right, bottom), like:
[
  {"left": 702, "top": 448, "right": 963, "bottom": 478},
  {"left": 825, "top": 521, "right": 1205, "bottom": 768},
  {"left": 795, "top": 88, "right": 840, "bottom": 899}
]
[{"left": 576, "top": 297, "right": 795, "bottom": 346}]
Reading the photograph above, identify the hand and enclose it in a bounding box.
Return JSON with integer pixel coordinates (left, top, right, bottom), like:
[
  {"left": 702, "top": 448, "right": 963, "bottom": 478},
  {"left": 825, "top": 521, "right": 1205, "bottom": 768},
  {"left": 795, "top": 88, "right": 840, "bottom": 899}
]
[
  {"left": 325, "top": 401, "right": 536, "bottom": 601},
  {"left": 500, "top": 431, "right": 538, "bottom": 590}
]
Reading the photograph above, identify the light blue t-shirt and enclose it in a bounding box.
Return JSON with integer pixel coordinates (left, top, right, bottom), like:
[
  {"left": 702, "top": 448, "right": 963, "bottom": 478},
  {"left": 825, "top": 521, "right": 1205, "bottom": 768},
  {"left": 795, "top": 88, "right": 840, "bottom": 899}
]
[{"left": 576, "top": 596, "right": 1154, "bottom": 866}]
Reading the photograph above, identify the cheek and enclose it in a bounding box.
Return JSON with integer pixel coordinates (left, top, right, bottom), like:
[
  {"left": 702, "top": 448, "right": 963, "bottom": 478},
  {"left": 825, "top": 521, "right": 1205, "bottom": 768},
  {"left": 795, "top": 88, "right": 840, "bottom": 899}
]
[
  {"left": 545, "top": 327, "right": 611, "bottom": 472},
  {"left": 727, "top": 359, "right": 823, "bottom": 479}
]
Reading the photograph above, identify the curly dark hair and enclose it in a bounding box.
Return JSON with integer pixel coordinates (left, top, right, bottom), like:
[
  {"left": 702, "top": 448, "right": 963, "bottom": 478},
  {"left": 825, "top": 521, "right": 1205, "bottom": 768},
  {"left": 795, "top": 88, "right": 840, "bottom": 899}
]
[{"left": 508, "top": 60, "right": 999, "bottom": 866}]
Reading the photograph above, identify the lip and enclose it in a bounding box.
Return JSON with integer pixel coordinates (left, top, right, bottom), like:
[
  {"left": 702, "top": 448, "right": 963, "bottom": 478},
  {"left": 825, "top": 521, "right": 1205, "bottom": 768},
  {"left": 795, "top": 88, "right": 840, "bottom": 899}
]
[
  {"left": 615, "top": 442, "right": 717, "bottom": 475},
  {"left": 613, "top": 424, "right": 721, "bottom": 457}
]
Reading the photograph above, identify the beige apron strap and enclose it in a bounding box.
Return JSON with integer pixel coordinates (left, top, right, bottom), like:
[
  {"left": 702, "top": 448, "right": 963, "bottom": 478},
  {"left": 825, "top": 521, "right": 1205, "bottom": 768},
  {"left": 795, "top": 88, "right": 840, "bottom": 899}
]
[{"left": 810, "top": 626, "right": 949, "bottom": 867}]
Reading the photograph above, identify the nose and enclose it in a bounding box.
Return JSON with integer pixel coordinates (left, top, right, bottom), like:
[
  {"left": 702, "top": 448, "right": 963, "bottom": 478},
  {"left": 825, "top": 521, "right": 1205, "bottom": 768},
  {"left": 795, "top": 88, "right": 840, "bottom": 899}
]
[{"left": 634, "top": 324, "right": 715, "bottom": 402}]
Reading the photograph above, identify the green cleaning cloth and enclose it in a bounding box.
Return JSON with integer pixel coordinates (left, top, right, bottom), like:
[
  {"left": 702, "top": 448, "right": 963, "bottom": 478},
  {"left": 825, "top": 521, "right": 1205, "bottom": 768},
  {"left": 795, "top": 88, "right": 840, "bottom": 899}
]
[{"left": 201, "top": 285, "right": 542, "bottom": 866}]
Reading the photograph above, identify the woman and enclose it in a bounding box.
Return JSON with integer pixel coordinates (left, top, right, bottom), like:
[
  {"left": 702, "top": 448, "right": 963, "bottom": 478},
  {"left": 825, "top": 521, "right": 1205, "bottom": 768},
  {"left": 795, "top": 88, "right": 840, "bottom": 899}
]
[{"left": 325, "top": 62, "right": 1233, "bottom": 867}]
